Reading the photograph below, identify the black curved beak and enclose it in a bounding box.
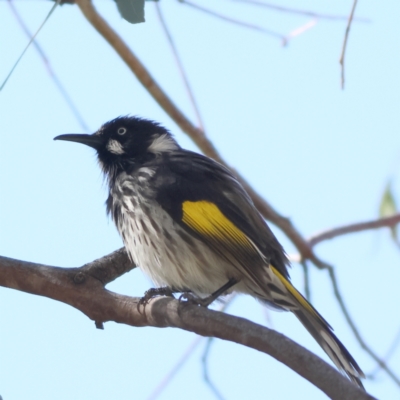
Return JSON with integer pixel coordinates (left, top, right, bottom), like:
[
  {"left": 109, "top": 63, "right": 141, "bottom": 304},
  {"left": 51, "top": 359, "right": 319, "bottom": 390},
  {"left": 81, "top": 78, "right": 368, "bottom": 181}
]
[{"left": 54, "top": 134, "right": 103, "bottom": 150}]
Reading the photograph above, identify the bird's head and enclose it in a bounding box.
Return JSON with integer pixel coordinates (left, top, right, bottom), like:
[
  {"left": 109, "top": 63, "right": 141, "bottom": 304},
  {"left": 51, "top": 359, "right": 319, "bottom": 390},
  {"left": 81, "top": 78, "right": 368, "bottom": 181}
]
[{"left": 54, "top": 116, "right": 179, "bottom": 180}]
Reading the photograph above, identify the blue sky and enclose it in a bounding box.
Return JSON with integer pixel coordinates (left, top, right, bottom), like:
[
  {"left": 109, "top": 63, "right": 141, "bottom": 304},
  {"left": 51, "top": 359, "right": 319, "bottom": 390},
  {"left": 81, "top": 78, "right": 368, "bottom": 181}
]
[{"left": 1, "top": 1, "right": 399, "bottom": 399}]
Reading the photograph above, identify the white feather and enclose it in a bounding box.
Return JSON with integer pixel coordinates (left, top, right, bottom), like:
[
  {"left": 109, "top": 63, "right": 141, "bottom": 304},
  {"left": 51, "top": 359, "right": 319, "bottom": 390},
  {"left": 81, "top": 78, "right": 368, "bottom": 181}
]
[
  {"left": 148, "top": 134, "right": 178, "bottom": 154},
  {"left": 106, "top": 139, "right": 125, "bottom": 154}
]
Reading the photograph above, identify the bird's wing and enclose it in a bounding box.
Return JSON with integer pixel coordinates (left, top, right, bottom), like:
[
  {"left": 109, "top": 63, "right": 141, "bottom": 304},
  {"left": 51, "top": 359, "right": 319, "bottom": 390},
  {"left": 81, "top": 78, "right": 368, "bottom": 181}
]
[
  {"left": 153, "top": 150, "right": 290, "bottom": 280},
  {"left": 151, "top": 151, "right": 365, "bottom": 387}
]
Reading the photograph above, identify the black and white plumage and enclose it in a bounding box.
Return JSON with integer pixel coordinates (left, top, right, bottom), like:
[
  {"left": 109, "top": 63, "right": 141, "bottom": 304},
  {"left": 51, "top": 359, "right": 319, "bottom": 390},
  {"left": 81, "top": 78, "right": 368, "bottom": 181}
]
[{"left": 54, "top": 116, "right": 364, "bottom": 388}]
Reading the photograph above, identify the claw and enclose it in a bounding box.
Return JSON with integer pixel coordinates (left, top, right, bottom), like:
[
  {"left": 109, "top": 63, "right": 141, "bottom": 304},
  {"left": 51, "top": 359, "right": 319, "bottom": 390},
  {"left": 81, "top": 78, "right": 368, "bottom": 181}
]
[
  {"left": 178, "top": 278, "right": 239, "bottom": 308},
  {"left": 178, "top": 292, "right": 212, "bottom": 307},
  {"left": 137, "top": 287, "right": 176, "bottom": 313}
]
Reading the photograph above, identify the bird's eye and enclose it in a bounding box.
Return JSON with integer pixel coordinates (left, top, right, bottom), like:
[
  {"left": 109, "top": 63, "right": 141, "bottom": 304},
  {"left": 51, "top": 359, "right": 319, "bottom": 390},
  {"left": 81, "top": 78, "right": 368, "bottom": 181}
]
[{"left": 117, "top": 127, "right": 127, "bottom": 135}]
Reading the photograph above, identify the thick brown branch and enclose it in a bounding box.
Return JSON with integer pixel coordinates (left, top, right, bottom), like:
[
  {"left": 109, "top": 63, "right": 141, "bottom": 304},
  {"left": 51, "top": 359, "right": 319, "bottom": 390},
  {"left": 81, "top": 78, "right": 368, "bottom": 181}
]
[
  {"left": 75, "top": 0, "right": 327, "bottom": 269},
  {"left": 308, "top": 214, "right": 400, "bottom": 247},
  {"left": 0, "top": 255, "right": 373, "bottom": 400},
  {"left": 80, "top": 247, "right": 135, "bottom": 285}
]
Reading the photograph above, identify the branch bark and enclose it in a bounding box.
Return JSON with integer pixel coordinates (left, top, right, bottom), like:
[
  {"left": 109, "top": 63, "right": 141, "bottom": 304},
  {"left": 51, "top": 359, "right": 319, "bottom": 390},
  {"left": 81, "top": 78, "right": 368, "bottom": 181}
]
[
  {"left": 308, "top": 213, "right": 400, "bottom": 247},
  {"left": 0, "top": 254, "right": 374, "bottom": 400}
]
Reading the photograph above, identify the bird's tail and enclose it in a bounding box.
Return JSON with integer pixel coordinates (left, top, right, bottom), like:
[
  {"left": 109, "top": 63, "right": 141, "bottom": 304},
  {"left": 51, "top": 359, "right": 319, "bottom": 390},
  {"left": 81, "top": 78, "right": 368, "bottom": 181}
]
[{"left": 266, "top": 265, "right": 365, "bottom": 389}]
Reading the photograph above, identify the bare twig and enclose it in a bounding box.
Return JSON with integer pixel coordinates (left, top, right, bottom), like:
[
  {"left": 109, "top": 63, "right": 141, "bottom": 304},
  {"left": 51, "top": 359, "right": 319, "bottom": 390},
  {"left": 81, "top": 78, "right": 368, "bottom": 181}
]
[
  {"left": 201, "top": 297, "right": 236, "bottom": 400},
  {"left": 308, "top": 214, "right": 400, "bottom": 247},
  {"left": 288, "top": 213, "right": 400, "bottom": 387},
  {"left": 75, "top": 0, "right": 328, "bottom": 270},
  {"left": 147, "top": 335, "right": 204, "bottom": 400},
  {"left": 202, "top": 338, "right": 226, "bottom": 400},
  {"left": 155, "top": 2, "right": 204, "bottom": 131},
  {"left": 368, "top": 324, "right": 400, "bottom": 379},
  {"left": 339, "top": 0, "right": 358, "bottom": 89},
  {"left": 235, "top": 0, "right": 369, "bottom": 22},
  {"left": 283, "top": 19, "right": 317, "bottom": 45},
  {"left": 148, "top": 297, "right": 236, "bottom": 399},
  {"left": 301, "top": 260, "right": 311, "bottom": 301},
  {"left": 182, "top": 1, "right": 328, "bottom": 46},
  {"left": 179, "top": 0, "right": 285, "bottom": 41},
  {"left": 0, "top": 254, "right": 375, "bottom": 400},
  {"left": 327, "top": 266, "right": 400, "bottom": 387},
  {"left": 1, "top": 0, "right": 60, "bottom": 91},
  {"left": 6, "top": 0, "right": 89, "bottom": 132}
]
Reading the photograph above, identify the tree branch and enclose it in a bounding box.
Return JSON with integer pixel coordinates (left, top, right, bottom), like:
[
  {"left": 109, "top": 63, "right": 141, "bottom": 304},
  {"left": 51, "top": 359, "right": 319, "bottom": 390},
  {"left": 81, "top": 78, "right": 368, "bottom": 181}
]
[
  {"left": 0, "top": 254, "right": 374, "bottom": 400},
  {"left": 179, "top": 0, "right": 285, "bottom": 41},
  {"left": 235, "top": 0, "right": 369, "bottom": 22},
  {"left": 7, "top": 0, "right": 89, "bottom": 132},
  {"left": 339, "top": 0, "right": 358, "bottom": 89},
  {"left": 80, "top": 247, "right": 134, "bottom": 285},
  {"left": 155, "top": 2, "right": 205, "bottom": 131},
  {"left": 308, "top": 213, "right": 400, "bottom": 247},
  {"left": 326, "top": 265, "right": 400, "bottom": 387}
]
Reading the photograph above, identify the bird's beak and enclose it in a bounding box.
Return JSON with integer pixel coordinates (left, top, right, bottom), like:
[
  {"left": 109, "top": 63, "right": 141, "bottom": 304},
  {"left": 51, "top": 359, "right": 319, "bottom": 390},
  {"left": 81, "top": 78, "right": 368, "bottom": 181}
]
[{"left": 53, "top": 134, "right": 103, "bottom": 150}]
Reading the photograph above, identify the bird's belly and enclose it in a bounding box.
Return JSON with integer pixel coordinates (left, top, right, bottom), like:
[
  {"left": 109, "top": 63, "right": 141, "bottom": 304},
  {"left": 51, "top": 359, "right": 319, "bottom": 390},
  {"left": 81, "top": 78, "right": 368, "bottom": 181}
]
[{"left": 117, "top": 203, "right": 232, "bottom": 296}]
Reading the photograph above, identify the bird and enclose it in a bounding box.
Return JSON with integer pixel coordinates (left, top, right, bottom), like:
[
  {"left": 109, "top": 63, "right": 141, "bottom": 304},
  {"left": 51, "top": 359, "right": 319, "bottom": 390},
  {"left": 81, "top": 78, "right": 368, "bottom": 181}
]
[{"left": 54, "top": 116, "right": 364, "bottom": 388}]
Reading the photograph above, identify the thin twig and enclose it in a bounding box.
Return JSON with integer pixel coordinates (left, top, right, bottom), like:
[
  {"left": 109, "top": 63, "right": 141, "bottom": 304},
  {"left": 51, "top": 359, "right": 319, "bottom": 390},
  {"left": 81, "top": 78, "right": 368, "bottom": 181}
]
[
  {"left": 75, "top": 0, "right": 328, "bottom": 271},
  {"left": 301, "top": 260, "right": 311, "bottom": 301},
  {"left": 179, "top": 0, "right": 285, "bottom": 41},
  {"left": 339, "top": 0, "right": 358, "bottom": 89},
  {"left": 202, "top": 338, "right": 226, "bottom": 400},
  {"left": 147, "top": 335, "right": 204, "bottom": 400},
  {"left": 148, "top": 297, "right": 235, "bottom": 400},
  {"left": 201, "top": 296, "right": 235, "bottom": 400},
  {"left": 283, "top": 19, "right": 317, "bottom": 45},
  {"left": 327, "top": 266, "right": 400, "bottom": 387},
  {"left": 155, "top": 2, "right": 204, "bottom": 131},
  {"left": 6, "top": 0, "right": 89, "bottom": 132},
  {"left": 291, "top": 211, "right": 400, "bottom": 385},
  {"left": 1, "top": 0, "right": 60, "bottom": 91},
  {"left": 308, "top": 214, "right": 400, "bottom": 247},
  {"left": 234, "top": 0, "right": 369, "bottom": 22},
  {"left": 368, "top": 324, "right": 400, "bottom": 379}
]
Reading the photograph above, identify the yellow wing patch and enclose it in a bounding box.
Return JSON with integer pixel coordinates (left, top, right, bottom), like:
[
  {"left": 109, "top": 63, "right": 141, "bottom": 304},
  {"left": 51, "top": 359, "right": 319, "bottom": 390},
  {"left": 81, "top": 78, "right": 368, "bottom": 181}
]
[
  {"left": 182, "top": 200, "right": 252, "bottom": 248},
  {"left": 271, "top": 265, "right": 321, "bottom": 320}
]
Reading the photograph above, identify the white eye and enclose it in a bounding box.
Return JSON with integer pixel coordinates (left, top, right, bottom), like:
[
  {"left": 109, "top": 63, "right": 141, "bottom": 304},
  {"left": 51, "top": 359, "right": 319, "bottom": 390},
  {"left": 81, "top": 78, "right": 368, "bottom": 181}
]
[{"left": 117, "top": 127, "right": 127, "bottom": 135}]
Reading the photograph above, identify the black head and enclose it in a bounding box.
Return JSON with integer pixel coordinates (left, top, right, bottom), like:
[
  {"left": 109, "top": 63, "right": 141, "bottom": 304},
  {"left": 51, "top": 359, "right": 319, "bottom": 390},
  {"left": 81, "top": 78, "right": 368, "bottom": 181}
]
[{"left": 54, "top": 116, "right": 179, "bottom": 180}]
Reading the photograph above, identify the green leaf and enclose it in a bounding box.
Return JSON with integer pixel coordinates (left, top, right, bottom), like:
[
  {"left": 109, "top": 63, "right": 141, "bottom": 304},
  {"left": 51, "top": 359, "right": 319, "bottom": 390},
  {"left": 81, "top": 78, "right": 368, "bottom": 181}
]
[
  {"left": 380, "top": 182, "right": 397, "bottom": 217},
  {"left": 114, "top": 0, "right": 145, "bottom": 24},
  {"left": 379, "top": 182, "right": 398, "bottom": 240}
]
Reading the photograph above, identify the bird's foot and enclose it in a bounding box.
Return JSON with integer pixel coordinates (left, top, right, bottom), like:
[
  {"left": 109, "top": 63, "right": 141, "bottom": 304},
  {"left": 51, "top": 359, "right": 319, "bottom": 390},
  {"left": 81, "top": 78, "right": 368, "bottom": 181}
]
[
  {"left": 179, "top": 292, "right": 214, "bottom": 308},
  {"left": 179, "top": 278, "right": 239, "bottom": 308},
  {"left": 137, "top": 287, "right": 175, "bottom": 312}
]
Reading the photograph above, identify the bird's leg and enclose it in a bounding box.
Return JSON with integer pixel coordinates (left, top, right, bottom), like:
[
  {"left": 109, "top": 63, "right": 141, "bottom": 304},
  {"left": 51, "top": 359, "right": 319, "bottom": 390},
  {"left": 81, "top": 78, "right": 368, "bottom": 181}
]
[{"left": 179, "top": 278, "right": 238, "bottom": 307}]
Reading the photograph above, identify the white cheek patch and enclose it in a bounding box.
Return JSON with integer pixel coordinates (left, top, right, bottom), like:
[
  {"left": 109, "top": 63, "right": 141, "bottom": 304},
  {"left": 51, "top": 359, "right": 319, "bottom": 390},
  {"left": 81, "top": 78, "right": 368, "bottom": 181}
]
[
  {"left": 148, "top": 134, "right": 178, "bottom": 154},
  {"left": 107, "top": 139, "right": 125, "bottom": 154}
]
